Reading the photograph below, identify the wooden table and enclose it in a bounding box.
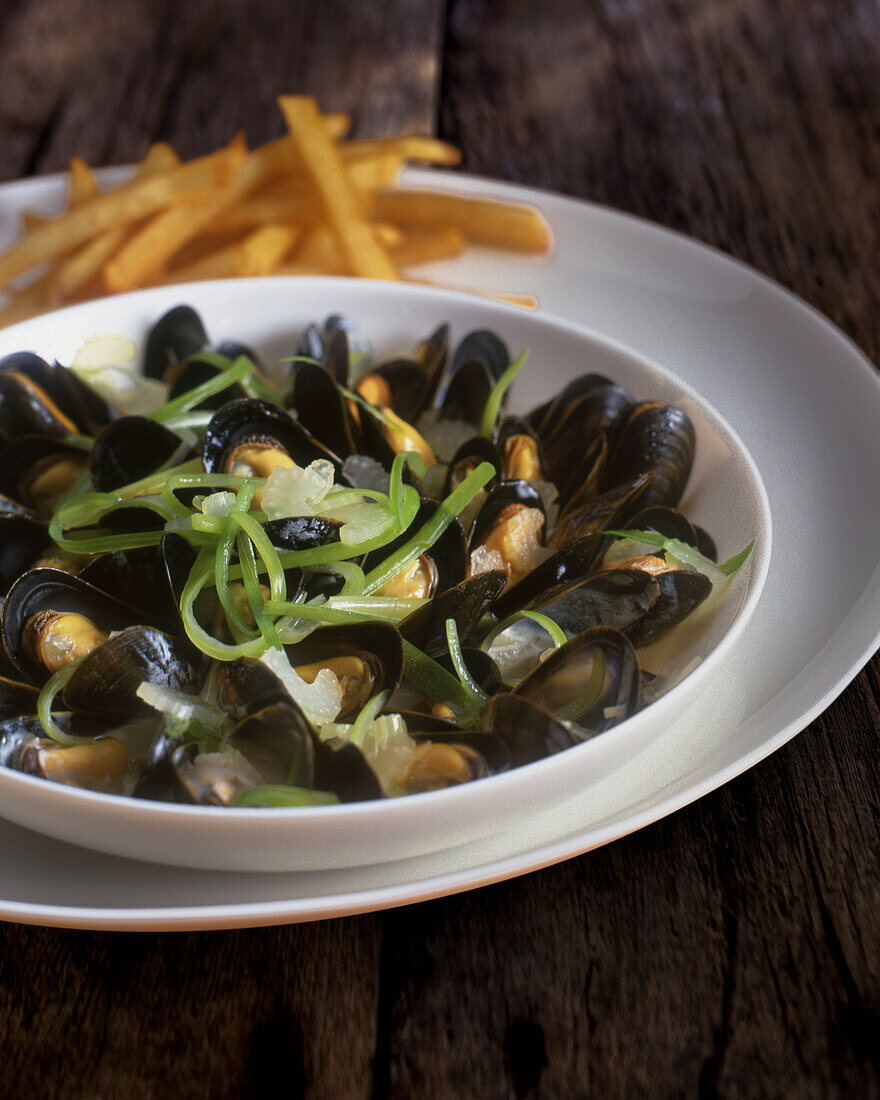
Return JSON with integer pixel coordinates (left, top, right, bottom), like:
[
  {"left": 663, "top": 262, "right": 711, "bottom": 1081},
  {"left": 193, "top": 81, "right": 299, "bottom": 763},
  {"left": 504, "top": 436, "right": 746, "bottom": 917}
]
[{"left": 1, "top": 1, "right": 878, "bottom": 1095}]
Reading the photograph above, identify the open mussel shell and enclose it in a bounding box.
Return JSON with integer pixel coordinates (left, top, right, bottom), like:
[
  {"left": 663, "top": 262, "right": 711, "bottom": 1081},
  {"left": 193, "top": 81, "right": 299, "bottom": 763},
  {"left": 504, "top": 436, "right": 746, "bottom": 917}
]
[
  {"left": 90, "top": 415, "right": 186, "bottom": 492},
  {"left": 214, "top": 657, "right": 295, "bottom": 719},
  {"left": 548, "top": 473, "right": 652, "bottom": 550},
  {"left": 444, "top": 436, "right": 501, "bottom": 495},
  {"left": 0, "top": 354, "right": 84, "bottom": 439},
  {"left": 0, "top": 436, "right": 89, "bottom": 515},
  {"left": 202, "top": 398, "right": 339, "bottom": 474},
  {"left": 0, "top": 513, "right": 50, "bottom": 595},
  {"left": 0, "top": 662, "right": 38, "bottom": 720},
  {"left": 143, "top": 305, "right": 209, "bottom": 380},
  {"left": 479, "top": 694, "right": 580, "bottom": 768},
  {"left": 624, "top": 569, "right": 712, "bottom": 648},
  {"left": 62, "top": 626, "right": 204, "bottom": 719},
  {"left": 539, "top": 381, "right": 633, "bottom": 488},
  {"left": 517, "top": 568, "right": 662, "bottom": 640},
  {"left": 355, "top": 357, "right": 431, "bottom": 424},
  {"left": 287, "top": 360, "right": 359, "bottom": 459},
  {"left": 78, "top": 547, "right": 180, "bottom": 630},
  {"left": 491, "top": 533, "right": 604, "bottom": 619},
  {"left": 398, "top": 570, "right": 507, "bottom": 656},
  {"left": 313, "top": 736, "right": 384, "bottom": 802},
  {"left": 362, "top": 498, "right": 467, "bottom": 598},
  {"left": 1, "top": 567, "right": 145, "bottom": 682},
  {"left": 433, "top": 358, "right": 495, "bottom": 426},
  {"left": 513, "top": 625, "right": 640, "bottom": 734},
  {"left": 435, "top": 647, "right": 503, "bottom": 697},
  {"left": 495, "top": 417, "right": 546, "bottom": 482},
  {"left": 284, "top": 622, "right": 405, "bottom": 720},
  {"left": 468, "top": 479, "right": 547, "bottom": 553},
  {"left": 601, "top": 402, "right": 695, "bottom": 509},
  {"left": 413, "top": 322, "right": 449, "bottom": 390},
  {"left": 402, "top": 729, "right": 509, "bottom": 792}
]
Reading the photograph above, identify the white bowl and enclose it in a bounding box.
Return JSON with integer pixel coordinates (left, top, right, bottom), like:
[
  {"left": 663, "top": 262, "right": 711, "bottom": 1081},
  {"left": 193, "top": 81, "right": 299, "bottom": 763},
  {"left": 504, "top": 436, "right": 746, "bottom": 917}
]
[{"left": 0, "top": 277, "right": 771, "bottom": 871}]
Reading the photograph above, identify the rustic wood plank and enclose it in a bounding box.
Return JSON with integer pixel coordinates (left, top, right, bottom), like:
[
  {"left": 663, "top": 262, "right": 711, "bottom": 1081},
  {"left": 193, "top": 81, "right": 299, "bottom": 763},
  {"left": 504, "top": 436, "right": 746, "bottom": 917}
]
[
  {"left": 0, "top": 920, "right": 382, "bottom": 1100},
  {"left": 0, "top": 1, "right": 445, "bottom": 1098},
  {"left": 367, "top": 0, "right": 880, "bottom": 1095},
  {"left": 0, "top": 0, "right": 444, "bottom": 181}
]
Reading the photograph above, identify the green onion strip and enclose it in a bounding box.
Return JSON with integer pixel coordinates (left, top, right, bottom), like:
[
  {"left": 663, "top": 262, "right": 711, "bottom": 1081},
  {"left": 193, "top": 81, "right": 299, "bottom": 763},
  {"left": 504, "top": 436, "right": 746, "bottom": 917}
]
[
  {"left": 214, "top": 483, "right": 259, "bottom": 644},
  {"left": 151, "top": 355, "right": 254, "bottom": 424},
  {"left": 401, "top": 639, "right": 482, "bottom": 727},
  {"left": 479, "top": 348, "right": 530, "bottom": 439},
  {"left": 445, "top": 619, "right": 489, "bottom": 705},
  {"left": 36, "top": 658, "right": 94, "bottom": 747}
]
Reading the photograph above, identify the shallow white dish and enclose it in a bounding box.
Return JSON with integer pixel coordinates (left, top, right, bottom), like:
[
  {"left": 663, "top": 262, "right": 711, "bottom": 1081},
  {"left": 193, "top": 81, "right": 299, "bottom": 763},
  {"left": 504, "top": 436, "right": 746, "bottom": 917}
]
[
  {"left": 0, "top": 168, "right": 875, "bottom": 927},
  {"left": 0, "top": 277, "right": 769, "bottom": 871}
]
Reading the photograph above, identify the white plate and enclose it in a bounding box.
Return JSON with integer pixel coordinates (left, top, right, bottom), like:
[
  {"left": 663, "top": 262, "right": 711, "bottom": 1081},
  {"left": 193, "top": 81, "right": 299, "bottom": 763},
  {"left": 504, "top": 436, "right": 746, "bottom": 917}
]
[
  {"left": 0, "top": 277, "right": 769, "bottom": 871},
  {"left": 0, "top": 169, "right": 877, "bottom": 926}
]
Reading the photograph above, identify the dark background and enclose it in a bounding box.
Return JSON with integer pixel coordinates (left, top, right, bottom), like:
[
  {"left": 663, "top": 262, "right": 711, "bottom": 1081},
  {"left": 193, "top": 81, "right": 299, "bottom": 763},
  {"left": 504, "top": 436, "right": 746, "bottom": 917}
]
[{"left": 0, "top": 1, "right": 879, "bottom": 1096}]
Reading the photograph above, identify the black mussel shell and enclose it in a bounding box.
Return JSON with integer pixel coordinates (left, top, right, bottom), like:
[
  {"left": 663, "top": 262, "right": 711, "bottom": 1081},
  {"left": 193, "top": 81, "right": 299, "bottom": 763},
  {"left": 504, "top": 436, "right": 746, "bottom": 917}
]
[
  {"left": 435, "top": 647, "right": 503, "bottom": 697},
  {"left": 434, "top": 358, "right": 495, "bottom": 425},
  {"left": 537, "top": 569, "right": 662, "bottom": 639},
  {"left": 264, "top": 516, "right": 342, "bottom": 552},
  {"left": 695, "top": 526, "right": 717, "bottom": 562},
  {"left": 601, "top": 402, "right": 695, "bottom": 509},
  {"left": 287, "top": 360, "right": 358, "bottom": 459},
  {"left": 78, "top": 547, "right": 179, "bottom": 629},
  {"left": 161, "top": 532, "right": 198, "bottom": 612},
  {"left": 1, "top": 568, "right": 144, "bottom": 681},
  {"left": 449, "top": 330, "right": 509, "bottom": 382},
  {"left": 62, "top": 626, "right": 204, "bottom": 718},
  {"left": 363, "top": 498, "right": 467, "bottom": 597},
  {"left": 548, "top": 473, "right": 652, "bottom": 550},
  {"left": 479, "top": 694, "right": 579, "bottom": 767},
  {"left": 553, "top": 433, "right": 608, "bottom": 511},
  {"left": 321, "top": 327, "right": 351, "bottom": 387},
  {"left": 0, "top": 370, "right": 78, "bottom": 439},
  {"left": 0, "top": 435, "right": 88, "bottom": 515},
  {"left": 0, "top": 667, "right": 38, "bottom": 721},
  {"left": 283, "top": 622, "right": 405, "bottom": 720},
  {"left": 398, "top": 571, "right": 507, "bottom": 655},
  {"left": 413, "top": 322, "right": 449, "bottom": 392},
  {"left": 491, "top": 533, "right": 604, "bottom": 619},
  {"left": 623, "top": 505, "right": 699, "bottom": 546},
  {"left": 625, "top": 569, "right": 712, "bottom": 648},
  {"left": 214, "top": 657, "right": 294, "bottom": 719},
  {"left": 143, "top": 305, "right": 209, "bottom": 380},
  {"left": 0, "top": 514, "right": 50, "bottom": 596},
  {"left": 296, "top": 323, "right": 324, "bottom": 365},
  {"left": 90, "top": 416, "right": 185, "bottom": 492},
  {"left": 313, "top": 736, "right": 384, "bottom": 802},
  {"left": 202, "top": 398, "right": 338, "bottom": 473},
  {"left": 540, "top": 382, "right": 633, "bottom": 490},
  {"left": 52, "top": 365, "right": 117, "bottom": 435},
  {"left": 527, "top": 372, "right": 615, "bottom": 435},
  {"left": 513, "top": 626, "right": 640, "bottom": 734}
]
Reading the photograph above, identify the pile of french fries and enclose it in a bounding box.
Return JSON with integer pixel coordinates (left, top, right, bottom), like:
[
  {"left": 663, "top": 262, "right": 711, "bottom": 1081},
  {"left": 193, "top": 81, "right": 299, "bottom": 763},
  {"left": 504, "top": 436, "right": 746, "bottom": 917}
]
[{"left": 0, "top": 96, "right": 553, "bottom": 327}]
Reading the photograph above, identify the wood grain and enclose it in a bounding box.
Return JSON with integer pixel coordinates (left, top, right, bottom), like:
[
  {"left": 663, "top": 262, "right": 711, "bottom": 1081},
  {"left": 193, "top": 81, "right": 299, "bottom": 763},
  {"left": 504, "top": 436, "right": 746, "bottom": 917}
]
[{"left": 0, "top": 0, "right": 879, "bottom": 1097}]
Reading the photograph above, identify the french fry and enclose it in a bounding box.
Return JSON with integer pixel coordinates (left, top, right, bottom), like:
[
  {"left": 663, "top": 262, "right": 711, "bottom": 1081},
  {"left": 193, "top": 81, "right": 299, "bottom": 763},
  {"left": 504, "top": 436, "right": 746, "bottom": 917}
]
[
  {"left": 68, "top": 157, "right": 101, "bottom": 207},
  {"left": 164, "top": 223, "right": 299, "bottom": 283},
  {"left": 374, "top": 189, "right": 552, "bottom": 253},
  {"left": 0, "top": 136, "right": 247, "bottom": 288},
  {"left": 278, "top": 95, "right": 398, "bottom": 281},
  {"left": 293, "top": 224, "right": 346, "bottom": 274},
  {"left": 390, "top": 224, "right": 466, "bottom": 267},
  {"left": 343, "top": 136, "right": 461, "bottom": 166},
  {"left": 53, "top": 144, "right": 181, "bottom": 300}
]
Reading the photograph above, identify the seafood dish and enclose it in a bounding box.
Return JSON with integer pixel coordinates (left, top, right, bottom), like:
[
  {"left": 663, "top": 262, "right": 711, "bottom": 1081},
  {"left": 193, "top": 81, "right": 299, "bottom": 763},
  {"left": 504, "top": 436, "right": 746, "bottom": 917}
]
[{"left": 0, "top": 305, "right": 753, "bottom": 808}]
